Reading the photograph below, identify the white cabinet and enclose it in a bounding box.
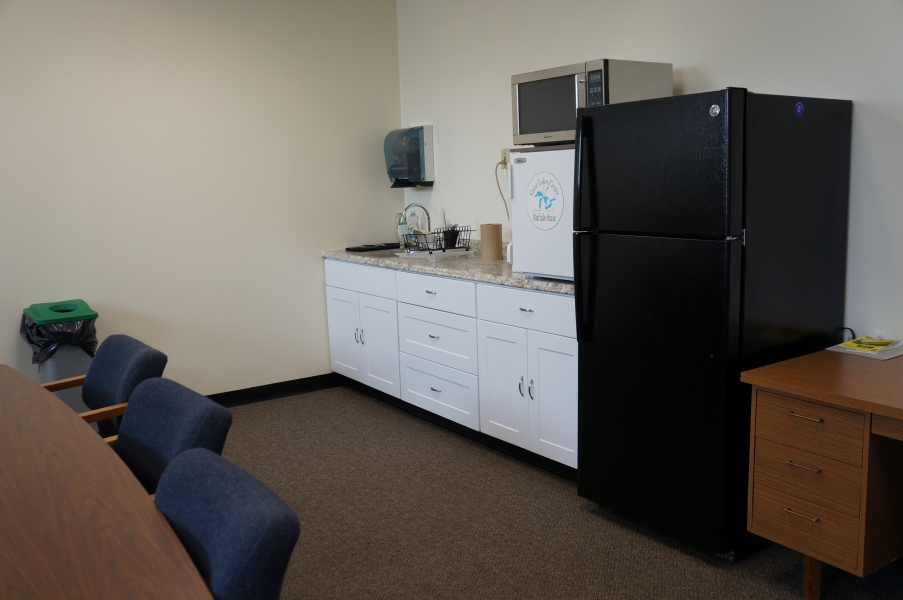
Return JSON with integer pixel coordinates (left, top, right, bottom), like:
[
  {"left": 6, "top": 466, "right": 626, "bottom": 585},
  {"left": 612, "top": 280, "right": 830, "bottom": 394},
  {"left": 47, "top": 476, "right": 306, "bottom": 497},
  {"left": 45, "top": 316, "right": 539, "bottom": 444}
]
[
  {"left": 326, "top": 286, "right": 363, "bottom": 381},
  {"left": 396, "top": 271, "right": 476, "bottom": 317},
  {"left": 527, "top": 331, "right": 578, "bottom": 468},
  {"left": 359, "top": 293, "right": 401, "bottom": 397},
  {"left": 478, "top": 320, "right": 578, "bottom": 468},
  {"left": 398, "top": 303, "right": 478, "bottom": 375},
  {"left": 326, "top": 286, "right": 400, "bottom": 398},
  {"left": 478, "top": 320, "right": 529, "bottom": 448},
  {"left": 399, "top": 353, "right": 479, "bottom": 430},
  {"left": 324, "top": 259, "right": 578, "bottom": 467}
]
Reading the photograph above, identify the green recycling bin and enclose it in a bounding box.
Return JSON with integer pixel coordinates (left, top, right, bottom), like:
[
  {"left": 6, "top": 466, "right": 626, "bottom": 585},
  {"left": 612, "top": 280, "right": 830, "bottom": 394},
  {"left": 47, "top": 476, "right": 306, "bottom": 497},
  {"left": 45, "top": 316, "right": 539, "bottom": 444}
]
[{"left": 20, "top": 299, "right": 99, "bottom": 414}]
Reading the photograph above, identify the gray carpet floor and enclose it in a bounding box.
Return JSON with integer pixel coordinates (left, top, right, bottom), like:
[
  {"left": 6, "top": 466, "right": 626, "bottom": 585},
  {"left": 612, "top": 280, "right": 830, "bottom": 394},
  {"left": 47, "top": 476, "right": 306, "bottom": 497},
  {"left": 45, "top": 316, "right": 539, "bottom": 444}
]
[{"left": 222, "top": 386, "right": 903, "bottom": 599}]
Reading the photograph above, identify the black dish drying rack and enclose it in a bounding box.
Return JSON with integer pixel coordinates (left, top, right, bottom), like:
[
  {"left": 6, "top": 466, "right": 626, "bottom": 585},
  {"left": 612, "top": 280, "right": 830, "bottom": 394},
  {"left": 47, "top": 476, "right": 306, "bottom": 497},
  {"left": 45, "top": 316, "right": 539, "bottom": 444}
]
[{"left": 403, "top": 225, "right": 473, "bottom": 254}]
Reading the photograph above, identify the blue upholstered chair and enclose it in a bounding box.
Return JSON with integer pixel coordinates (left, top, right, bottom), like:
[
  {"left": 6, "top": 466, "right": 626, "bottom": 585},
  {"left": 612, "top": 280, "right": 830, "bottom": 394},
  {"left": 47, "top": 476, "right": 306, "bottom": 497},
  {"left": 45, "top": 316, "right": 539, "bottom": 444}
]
[
  {"left": 115, "top": 378, "right": 233, "bottom": 494},
  {"left": 43, "top": 334, "right": 168, "bottom": 437},
  {"left": 155, "top": 448, "right": 300, "bottom": 600}
]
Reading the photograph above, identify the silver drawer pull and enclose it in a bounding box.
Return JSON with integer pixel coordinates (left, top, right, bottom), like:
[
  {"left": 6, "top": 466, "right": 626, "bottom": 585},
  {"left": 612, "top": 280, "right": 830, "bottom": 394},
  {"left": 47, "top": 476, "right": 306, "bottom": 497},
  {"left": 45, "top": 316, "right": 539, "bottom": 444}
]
[
  {"left": 519, "top": 307, "right": 534, "bottom": 313},
  {"left": 354, "top": 328, "right": 359, "bottom": 343},
  {"left": 784, "top": 507, "right": 820, "bottom": 523},
  {"left": 788, "top": 411, "right": 824, "bottom": 423},
  {"left": 528, "top": 379, "right": 535, "bottom": 400},
  {"left": 428, "top": 334, "right": 440, "bottom": 339},
  {"left": 430, "top": 387, "right": 441, "bottom": 393},
  {"left": 425, "top": 290, "right": 437, "bottom": 294},
  {"left": 518, "top": 376, "right": 524, "bottom": 397},
  {"left": 786, "top": 460, "right": 822, "bottom": 474}
]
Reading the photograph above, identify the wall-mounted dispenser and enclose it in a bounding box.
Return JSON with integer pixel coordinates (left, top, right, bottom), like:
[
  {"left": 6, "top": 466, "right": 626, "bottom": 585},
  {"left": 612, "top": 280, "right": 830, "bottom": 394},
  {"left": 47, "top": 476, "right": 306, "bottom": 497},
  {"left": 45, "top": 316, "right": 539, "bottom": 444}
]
[{"left": 384, "top": 125, "right": 434, "bottom": 188}]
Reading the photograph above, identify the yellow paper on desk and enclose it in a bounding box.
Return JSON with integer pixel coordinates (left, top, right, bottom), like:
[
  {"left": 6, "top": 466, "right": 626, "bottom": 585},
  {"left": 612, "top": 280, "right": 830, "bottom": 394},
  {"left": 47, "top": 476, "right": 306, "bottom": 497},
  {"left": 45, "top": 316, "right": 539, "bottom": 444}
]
[{"left": 838, "top": 336, "right": 900, "bottom": 353}]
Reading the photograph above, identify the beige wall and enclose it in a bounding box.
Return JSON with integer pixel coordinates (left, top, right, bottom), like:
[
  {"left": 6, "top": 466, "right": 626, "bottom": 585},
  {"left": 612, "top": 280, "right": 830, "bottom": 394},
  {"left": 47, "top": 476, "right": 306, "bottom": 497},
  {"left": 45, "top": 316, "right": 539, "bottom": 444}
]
[
  {"left": 0, "top": 0, "right": 403, "bottom": 393},
  {"left": 397, "top": 0, "right": 903, "bottom": 339}
]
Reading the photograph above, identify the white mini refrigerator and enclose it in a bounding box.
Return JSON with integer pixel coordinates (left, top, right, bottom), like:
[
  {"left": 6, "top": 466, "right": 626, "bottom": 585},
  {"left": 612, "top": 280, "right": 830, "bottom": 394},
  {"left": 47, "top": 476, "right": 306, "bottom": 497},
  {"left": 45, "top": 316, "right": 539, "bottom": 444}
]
[{"left": 509, "top": 145, "right": 575, "bottom": 280}]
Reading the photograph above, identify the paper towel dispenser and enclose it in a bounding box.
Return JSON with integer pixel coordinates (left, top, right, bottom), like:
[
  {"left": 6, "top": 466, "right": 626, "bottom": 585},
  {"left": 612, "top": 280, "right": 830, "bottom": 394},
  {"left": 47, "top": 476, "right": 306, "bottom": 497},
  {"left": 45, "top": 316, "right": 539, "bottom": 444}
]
[{"left": 384, "top": 125, "right": 434, "bottom": 188}]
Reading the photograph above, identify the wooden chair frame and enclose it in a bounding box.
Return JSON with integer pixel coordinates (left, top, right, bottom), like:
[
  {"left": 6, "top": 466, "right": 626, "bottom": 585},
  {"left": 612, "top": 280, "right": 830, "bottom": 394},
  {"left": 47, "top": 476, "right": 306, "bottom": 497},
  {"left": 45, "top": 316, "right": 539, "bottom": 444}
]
[{"left": 42, "top": 375, "right": 126, "bottom": 449}]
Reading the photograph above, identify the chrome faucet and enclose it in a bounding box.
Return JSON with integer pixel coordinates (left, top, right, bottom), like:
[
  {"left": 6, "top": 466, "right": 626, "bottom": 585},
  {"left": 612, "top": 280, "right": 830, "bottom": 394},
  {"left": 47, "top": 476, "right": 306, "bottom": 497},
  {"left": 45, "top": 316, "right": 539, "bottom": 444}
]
[{"left": 403, "top": 203, "right": 431, "bottom": 232}]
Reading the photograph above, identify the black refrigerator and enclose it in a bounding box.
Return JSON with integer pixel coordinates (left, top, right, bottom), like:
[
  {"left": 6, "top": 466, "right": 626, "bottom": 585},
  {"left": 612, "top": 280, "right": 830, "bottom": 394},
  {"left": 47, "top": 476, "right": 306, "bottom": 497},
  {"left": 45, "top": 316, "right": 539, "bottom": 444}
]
[{"left": 573, "top": 88, "right": 852, "bottom": 558}]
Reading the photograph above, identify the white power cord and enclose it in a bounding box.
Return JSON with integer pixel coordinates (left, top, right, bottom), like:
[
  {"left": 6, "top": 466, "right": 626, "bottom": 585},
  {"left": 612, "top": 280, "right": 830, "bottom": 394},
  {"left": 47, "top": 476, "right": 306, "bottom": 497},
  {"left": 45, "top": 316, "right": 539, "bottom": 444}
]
[{"left": 494, "top": 161, "right": 511, "bottom": 223}]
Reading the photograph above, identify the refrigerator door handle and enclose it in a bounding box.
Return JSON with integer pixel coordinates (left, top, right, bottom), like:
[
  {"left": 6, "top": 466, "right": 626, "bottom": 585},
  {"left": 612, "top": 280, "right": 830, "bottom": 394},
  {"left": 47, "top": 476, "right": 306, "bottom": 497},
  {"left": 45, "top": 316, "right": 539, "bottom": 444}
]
[{"left": 573, "top": 232, "right": 596, "bottom": 343}]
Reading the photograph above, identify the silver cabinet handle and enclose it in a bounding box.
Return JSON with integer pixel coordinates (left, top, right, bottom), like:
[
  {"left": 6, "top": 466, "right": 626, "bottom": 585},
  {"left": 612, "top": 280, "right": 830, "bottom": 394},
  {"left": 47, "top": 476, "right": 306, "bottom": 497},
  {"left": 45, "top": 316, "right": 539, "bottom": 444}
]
[
  {"left": 784, "top": 507, "right": 820, "bottom": 523},
  {"left": 518, "top": 376, "right": 524, "bottom": 397},
  {"left": 528, "top": 379, "right": 535, "bottom": 400},
  {"left": 354, "top": 328, "right": 359, "bottom": 343},
  {"left": 428, "top": 334, "right": 440, "bottom": 339},
  {"left": 786, "top": 460, "right": 822, "bottom": 473},
  {"left": 425, "top": 290, "right": 437, "bottom": 294},
  {"left": 360, "top": 328, "right": 364, "bottom": 345},
  {"left": 519, "top": 307, "right": 534, "bottom": 313},
  {"left": 430, "top": 387, "right": 441, "bottom": 393},
  {"left": 788, "top": 411, "right": 824, "bottom": 423}
]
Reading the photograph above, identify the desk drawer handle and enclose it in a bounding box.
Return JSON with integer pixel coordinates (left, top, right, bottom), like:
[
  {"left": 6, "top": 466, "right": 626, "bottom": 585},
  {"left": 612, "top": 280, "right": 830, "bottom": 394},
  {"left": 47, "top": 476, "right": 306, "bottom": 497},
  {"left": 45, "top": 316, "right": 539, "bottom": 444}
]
[
  {"left": 786, "top": 460, "right": 822, "bottom": 474},
  {"left": 784, "top": 507, "right": 820, "bottom": 523},
  {"left": 788, "top": 411, "right": 824, "bottom": 423},
  {"left": 428, "top": 334, "right": 440, "bottom": 339},
  {"left": 519, "top": 307, "right": 534, "bottom": 313},
  {"left": 430, "top": 387, "right": 441, "bottom": 393},
  {"left": 426, "top": 290, "right": 437, "bottom": 294}
]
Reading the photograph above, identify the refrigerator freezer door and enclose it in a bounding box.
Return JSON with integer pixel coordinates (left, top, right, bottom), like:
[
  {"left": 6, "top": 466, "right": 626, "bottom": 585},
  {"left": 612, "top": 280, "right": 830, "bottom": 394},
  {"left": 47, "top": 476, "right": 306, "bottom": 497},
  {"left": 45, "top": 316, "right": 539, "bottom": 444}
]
[
  {"left": 510, "top": 148, "right": 575, "bottom": 279},
  {"left": 574, "top": 89, "right": 744, "bottom": 236},
  {"left": 576, "top": 233, "right": 742, "bottom": 554}
]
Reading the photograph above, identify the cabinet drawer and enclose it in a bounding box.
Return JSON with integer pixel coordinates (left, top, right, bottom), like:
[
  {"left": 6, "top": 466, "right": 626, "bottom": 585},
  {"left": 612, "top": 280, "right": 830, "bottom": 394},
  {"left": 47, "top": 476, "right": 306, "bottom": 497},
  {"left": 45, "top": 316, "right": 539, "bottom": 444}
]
[
  {"left": 398, "top": 303, "right": 478, "bottom": 375},
  {"left": 396, "top": 272, "right": 475, "bottom": 317},
  {"left": 399, "top": 353, "right": 479, "bottom": 430},
  {"left": 754, "top": 438, "right": 861, "bottom": 517},
  {"left": 325, "top": 260, "right": 396, "bottom": 299},
  {"left": 476, "top": 284, "right": 575, "bottom": 338},
  {"left": 755, "top": 391, "right": 865, "bottom": 466},
  {"left": 750, "top": 483, "right": 860, "bottom": 571}
]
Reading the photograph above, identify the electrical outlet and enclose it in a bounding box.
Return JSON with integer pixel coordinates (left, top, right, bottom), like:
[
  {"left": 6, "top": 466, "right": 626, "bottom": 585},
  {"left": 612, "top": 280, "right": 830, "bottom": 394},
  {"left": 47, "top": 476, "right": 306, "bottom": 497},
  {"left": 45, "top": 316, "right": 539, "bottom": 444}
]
[{"left": 501, "top": 148, "right": 510, "bottom": 167}]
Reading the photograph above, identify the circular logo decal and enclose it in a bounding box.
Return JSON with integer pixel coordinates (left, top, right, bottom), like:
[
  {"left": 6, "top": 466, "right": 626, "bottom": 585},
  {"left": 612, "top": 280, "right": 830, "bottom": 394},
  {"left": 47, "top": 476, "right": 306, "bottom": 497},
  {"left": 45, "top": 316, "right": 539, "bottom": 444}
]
[
  {"left": 795, "top": 101, "right": 805, "bottom": 117},
  {"left": 526, "top": 172, "right": 565, "bottom": 231}
]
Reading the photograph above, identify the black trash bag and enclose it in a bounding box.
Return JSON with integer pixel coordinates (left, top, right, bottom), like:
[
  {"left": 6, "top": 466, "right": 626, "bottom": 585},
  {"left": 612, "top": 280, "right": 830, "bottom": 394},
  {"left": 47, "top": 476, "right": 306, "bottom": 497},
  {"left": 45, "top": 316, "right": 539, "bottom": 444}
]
[{"left": 19, "top": 315, "right": 98, "bottom": 364}]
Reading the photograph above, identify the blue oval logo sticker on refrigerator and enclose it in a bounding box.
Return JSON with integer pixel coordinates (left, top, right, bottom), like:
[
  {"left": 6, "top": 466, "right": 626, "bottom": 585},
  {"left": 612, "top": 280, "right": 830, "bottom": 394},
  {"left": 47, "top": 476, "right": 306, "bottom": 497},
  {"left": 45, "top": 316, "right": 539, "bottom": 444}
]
[
  {"left": 526, "top": 172, "right": 564, "bottom": 231},
  {"left": 795, "top": 102, "right": 805, "bottom": 117}
]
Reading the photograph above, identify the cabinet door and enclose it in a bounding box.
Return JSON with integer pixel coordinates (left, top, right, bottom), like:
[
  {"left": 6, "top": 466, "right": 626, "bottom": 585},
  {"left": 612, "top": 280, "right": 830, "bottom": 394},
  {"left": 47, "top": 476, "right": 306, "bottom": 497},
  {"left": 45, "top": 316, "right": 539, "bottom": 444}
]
[
  {"left": 326, "top": 286, "right": 362, "bottom": 381},
  {"left": 528, "top": 331, "right": 578, "bottom": 467},
  {"left": 359, "top": 293, "right": 401, "bottom": 398},
  {"left": 478, "top": 320, "right": 529, "bottom": 449}
]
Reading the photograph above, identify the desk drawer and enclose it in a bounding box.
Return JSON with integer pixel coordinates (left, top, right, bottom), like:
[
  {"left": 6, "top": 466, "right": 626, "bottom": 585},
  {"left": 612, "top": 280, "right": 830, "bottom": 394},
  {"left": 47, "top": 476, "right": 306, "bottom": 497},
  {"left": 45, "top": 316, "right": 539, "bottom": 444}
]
[
  {"left": 398, "top": 303, "right": 478, "bottom": 375},
  {"left": 476, "top": 284, "right": 575, "bottom": 338},
  {"left": 754, "top": 438, "right": 862, "bottom": 517},
  {"left": 750, "top": 483, "right": 859, "bottom": 571},
  {"left": 755, "top": 391, "right": 865, "bottom": 466},
  {"left": 399, "top": 353, "right": 479, "bottom": 430},
  {"left": 325, "top": 260, "right": 396, "bottom": 299},
  {"left": 396, "top": 272, "right": 476, "bottom": 317}
]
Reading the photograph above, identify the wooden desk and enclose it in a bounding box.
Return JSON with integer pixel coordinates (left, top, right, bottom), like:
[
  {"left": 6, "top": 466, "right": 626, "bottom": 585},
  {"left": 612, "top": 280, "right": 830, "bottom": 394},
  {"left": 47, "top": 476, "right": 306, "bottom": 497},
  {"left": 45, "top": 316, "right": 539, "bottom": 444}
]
[
  {"left": 0, "top": 365, "right": 212, "bottom": 599},
  {"left": 742, "top": 351, "right": 903, "bottom": 599}
]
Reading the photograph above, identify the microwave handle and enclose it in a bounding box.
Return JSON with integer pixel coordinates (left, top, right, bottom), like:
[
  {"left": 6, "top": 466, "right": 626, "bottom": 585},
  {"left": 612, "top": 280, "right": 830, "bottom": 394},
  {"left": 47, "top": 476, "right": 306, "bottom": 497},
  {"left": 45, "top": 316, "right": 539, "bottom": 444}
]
[{"left": 573, "top": 116, "right": 594, "bottom": 231}]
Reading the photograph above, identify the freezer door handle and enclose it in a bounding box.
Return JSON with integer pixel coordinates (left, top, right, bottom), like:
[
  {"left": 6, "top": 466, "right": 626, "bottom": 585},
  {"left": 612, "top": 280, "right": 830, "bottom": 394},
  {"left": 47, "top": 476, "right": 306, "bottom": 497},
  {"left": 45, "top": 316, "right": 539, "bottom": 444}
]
[
  {"left": 573, "top": 232, "right": 596, "bottom": 343},
  {"left": 573, "top": 116, "right": 595, "bottom": 231}
]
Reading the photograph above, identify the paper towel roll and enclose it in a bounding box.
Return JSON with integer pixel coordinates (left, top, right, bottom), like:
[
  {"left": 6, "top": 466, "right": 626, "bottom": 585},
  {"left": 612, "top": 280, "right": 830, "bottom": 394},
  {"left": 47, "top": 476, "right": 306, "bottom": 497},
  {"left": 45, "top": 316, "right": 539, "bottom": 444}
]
[{"left": 480, "top": 223, "right": 503, "bottom": 262}]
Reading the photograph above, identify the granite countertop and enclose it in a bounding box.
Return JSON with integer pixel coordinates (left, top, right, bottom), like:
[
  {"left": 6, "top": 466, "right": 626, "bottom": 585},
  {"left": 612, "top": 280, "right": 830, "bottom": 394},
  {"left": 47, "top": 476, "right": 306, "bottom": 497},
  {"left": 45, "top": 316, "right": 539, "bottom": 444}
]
[{"left": 323, "top": 249, "right": 574, "bottom": 295}]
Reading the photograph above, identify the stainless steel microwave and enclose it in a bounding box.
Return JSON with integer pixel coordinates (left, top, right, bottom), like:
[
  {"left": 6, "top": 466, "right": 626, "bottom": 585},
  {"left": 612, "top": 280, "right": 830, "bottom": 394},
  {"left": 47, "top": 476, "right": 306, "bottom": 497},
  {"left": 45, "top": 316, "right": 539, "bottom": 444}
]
[{"left": 511, "top": 58, "right": 673, "bottom": 146}]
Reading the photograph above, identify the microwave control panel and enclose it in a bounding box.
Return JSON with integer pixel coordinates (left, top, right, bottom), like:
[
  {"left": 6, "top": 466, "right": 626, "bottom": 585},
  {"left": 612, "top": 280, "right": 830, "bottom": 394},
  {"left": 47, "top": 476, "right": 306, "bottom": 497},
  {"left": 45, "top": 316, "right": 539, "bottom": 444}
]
[{"left": 587, "top": 70, "right": 605, "bottom": 107}]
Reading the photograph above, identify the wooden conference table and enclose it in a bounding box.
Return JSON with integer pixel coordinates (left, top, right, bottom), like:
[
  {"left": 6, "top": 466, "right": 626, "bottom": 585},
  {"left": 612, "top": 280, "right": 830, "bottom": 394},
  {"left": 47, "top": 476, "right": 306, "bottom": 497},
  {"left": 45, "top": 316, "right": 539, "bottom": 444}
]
[{"left": 0, "top": 365, "right": 211, "bottom": 599}]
